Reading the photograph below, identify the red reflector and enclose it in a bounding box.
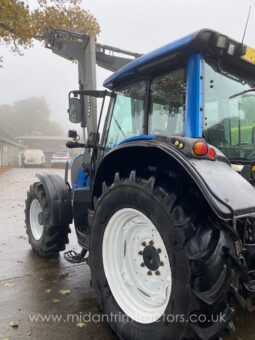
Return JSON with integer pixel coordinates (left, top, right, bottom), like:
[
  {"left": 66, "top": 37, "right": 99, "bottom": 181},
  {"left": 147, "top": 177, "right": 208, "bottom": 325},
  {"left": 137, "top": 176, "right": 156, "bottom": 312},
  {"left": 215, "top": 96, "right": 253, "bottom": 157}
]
[
  {"left": 208, "top": 148, "right": 216, "bottom": 159},
  {"left": 193, "top": 141, "right": 208, "bottom": 156}
]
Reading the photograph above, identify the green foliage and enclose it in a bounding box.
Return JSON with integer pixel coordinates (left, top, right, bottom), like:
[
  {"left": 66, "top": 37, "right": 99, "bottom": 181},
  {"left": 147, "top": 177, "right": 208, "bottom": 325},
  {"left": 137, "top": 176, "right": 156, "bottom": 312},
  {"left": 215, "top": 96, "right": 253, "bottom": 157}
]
[
  {"left": 240, "top": 95, "right": 255, "bottom": 125},
  {"left": 0, "top": 0, "right": 100, "bottom": 66},
  {"left": 231, "top": 125, "right": 253, "bottom": 145},
  {"left": 0, "top": 96, "right": 64, "bottom": 137}
]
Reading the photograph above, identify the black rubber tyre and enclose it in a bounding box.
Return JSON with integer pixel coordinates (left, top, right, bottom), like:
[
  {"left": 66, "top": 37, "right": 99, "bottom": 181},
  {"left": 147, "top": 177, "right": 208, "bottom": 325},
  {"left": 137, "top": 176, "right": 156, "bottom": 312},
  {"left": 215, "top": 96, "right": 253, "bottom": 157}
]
[
  {"left": 90, "top": 171, "right": 242, "bottom": 340},
  {"left": 25, "top": 182, "right": 70, "bottom": 257}
]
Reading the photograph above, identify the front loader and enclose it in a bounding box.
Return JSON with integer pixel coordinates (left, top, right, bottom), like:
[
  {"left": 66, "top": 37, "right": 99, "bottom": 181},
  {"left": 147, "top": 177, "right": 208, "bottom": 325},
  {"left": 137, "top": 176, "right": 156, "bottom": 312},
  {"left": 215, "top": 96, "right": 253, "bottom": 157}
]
[{"left": 25, "top": 28, "right": 255, "bottom": 340}]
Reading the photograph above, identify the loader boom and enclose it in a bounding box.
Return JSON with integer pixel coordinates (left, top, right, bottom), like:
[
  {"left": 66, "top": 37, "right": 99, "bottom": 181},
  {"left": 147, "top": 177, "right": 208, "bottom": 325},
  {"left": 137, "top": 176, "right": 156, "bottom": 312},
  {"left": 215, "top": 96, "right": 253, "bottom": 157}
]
[{"left": 44, "top": 28, "right": 141, "bottom": 143}]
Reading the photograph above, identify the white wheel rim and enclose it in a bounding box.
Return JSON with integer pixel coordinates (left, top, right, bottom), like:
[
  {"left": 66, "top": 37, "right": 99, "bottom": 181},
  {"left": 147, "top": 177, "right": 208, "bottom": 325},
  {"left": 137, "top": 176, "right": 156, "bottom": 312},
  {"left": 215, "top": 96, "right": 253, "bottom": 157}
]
[
  {"left": 102, "top": 208, "right": 172, "bottom": 324},
  {"left": 30, "top": 199, "right": 44, "bottom": 240}
]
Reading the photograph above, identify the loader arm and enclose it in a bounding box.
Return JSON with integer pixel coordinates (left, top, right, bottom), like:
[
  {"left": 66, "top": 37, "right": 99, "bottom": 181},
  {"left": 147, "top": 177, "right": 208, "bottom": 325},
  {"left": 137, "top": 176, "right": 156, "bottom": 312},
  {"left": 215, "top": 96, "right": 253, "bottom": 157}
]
[{"left": 44, "top": 28, "right": 141, "bottom": 143}]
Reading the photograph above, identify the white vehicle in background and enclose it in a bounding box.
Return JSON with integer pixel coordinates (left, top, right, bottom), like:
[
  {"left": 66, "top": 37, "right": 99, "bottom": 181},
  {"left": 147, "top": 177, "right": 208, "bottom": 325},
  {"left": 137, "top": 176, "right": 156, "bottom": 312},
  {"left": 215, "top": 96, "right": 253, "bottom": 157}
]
[
  {"left": 23, "top": 149, "right": 45, "bottom": 168},
  {"left": 51, "top": 151, "right": 70, "bottom": 168}
]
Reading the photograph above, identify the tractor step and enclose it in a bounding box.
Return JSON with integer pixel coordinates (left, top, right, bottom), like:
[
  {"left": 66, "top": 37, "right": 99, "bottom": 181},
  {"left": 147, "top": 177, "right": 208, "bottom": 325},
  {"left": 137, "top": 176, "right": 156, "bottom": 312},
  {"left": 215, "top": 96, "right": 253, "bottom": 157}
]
[{"left": 64, "top": 249, "right": 87, "bottom": 264}]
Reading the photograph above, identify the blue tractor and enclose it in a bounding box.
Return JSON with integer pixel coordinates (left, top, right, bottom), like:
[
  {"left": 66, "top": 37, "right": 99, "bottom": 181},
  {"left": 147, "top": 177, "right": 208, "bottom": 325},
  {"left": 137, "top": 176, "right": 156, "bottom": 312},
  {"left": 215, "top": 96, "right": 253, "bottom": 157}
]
[{"left": 25, "top": 29, "right": 255, "bottom": 339}]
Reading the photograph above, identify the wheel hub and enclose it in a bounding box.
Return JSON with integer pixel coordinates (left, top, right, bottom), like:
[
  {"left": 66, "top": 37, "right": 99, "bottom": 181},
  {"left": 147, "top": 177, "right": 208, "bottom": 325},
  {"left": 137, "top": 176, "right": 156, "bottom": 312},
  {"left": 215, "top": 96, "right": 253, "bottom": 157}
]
[
  {"left": 38, "top": 212, "right": 43, "bottom": 225},
  {"left": 142, "top": 244, "right": 160, "bottom": 271},
  {"left": 29, "top": 199, "right": 44, "bottom": 240}
]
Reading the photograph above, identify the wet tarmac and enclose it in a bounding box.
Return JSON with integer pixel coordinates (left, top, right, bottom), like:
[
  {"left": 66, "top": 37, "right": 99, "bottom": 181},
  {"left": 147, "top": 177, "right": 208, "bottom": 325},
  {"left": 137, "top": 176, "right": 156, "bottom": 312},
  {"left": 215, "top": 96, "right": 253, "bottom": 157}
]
[
  {"left": 0, "top": 168, "right": 254, "bottom": 340},
  {"left": 0, "top": 168, "right": 116, "bottom": 340}
]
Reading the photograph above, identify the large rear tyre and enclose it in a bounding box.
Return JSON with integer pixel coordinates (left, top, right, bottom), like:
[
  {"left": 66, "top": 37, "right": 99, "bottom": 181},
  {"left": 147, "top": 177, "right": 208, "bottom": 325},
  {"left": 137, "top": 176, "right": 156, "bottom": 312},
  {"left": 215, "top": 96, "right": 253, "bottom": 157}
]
[
  {"left": 25, "top": 182, "right": 70, "bottom": 257},
  {"left": 90, "top": 171, "right": 242, "bottom": 340}
]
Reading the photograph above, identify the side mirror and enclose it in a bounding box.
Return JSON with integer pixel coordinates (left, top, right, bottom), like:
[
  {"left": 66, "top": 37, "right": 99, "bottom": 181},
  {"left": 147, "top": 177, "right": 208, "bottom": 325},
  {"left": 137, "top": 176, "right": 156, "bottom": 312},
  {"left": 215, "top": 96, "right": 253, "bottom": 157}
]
[{"left": 68, "top": 97, "right": 81, "bottom": 124}]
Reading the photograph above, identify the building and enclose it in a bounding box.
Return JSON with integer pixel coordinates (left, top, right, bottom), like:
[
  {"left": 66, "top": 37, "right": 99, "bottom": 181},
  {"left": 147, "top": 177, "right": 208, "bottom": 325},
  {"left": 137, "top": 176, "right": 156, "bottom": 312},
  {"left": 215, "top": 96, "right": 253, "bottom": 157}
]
[
  {"left": 0, "top": 129, "right": 25, "bottom": 167},
  {"left": 16, "top": 135, "right": 80, "bottom": 167}
]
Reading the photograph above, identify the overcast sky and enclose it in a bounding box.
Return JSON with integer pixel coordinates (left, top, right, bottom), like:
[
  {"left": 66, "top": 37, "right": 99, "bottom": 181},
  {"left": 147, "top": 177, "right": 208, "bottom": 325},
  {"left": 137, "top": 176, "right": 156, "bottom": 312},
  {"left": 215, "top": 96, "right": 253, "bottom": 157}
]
[{"left": 1, "top": 0, "right": 255, "bottom": 131}]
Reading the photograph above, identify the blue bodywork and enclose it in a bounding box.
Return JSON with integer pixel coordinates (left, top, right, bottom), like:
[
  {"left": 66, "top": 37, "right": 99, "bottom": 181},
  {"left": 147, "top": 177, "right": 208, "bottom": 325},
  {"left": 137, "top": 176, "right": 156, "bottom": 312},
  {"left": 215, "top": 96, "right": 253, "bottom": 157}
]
[
  {"left": 103, "top": 33, "right": 195, "bottom": 88},
  {"left": 117, "top": 135, "right": 156, "bottom": 145},
  {"left": 71, "top": 154, "right": 90, "bottom": 189},
  {"left": 185, "top": 54, "right": 203, "bottom": 137}
]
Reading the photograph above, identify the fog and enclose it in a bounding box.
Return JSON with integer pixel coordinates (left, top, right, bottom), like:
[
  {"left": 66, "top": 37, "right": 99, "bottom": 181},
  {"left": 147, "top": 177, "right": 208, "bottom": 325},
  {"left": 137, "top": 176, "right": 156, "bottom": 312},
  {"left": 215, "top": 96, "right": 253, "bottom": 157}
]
[{"left": 1, "top": 0, "right": 255, "bottom": 132}]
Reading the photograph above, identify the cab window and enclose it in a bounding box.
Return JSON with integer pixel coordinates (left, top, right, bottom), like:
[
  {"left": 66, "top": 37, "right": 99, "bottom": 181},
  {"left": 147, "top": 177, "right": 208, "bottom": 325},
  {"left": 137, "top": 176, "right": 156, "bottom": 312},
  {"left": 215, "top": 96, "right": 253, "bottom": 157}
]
[
  {"left": 148, "top": 68, "right": 186, "bottom": 136},
  {"left": 105, "top": 80, "right": 145, "bottom": 151}
]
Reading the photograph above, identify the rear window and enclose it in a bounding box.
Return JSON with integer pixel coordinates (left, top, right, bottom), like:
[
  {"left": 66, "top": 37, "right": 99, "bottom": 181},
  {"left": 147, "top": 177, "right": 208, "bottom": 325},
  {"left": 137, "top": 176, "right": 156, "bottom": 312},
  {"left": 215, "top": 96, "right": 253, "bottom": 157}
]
[
  {"left": 25, "top": 149, "right": 43, "bottom": 155},
  {"left": 53, "top": 153, "right": 69, "bottom": 157}
]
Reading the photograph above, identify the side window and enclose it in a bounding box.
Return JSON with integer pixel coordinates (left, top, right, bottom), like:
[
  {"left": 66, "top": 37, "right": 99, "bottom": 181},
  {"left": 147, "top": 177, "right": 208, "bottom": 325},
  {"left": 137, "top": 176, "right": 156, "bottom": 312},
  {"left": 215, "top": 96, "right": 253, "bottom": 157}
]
[
  {"left": 105, "top": 81, "right": 145, "bottom": 150},
  {"left": 148, "top": 69, "right": 186, "bottom": 136}
]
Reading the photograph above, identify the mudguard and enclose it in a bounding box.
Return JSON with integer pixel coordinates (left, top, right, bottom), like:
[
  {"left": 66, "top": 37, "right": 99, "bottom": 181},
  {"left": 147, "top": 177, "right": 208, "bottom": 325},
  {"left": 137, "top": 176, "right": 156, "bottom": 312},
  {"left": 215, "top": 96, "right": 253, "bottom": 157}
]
[
  {"left": 94, "top": 139, "right": 255, "bottom": 220},
  {"left": 36, "top": 172, "right": 73, "bottom": 225}
]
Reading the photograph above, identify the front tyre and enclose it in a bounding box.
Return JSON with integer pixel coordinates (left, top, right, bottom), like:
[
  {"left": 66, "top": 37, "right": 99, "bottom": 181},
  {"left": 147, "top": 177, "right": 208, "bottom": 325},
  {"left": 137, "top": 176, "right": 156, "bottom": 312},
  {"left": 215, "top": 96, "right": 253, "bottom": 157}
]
[
  {"left": 25, "top": 182, "right": 70, "bottom": 257},
  {"left": 90, "top": 171, "right": 241, "bottom": 340}
]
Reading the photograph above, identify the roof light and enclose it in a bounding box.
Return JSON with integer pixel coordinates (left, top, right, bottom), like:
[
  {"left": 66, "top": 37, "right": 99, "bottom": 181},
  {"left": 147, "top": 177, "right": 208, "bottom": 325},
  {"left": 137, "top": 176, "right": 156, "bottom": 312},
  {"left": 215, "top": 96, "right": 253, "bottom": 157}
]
[
  {"left": 228, "top": 43, "right": 236, "bottom": 56},
  {"left": 216, "top": 35, "right": 228, "bottom": 49},
  {"left": 193, "top": 141, "right": 208, "bottom": 156}
]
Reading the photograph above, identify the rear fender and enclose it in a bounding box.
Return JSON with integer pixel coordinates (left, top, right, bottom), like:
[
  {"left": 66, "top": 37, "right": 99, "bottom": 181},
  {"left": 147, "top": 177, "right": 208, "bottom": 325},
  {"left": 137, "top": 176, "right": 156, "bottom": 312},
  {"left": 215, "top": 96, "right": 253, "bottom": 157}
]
[
  {"left": 36, "top": 172, "right": 73, "bottom": 225},
  {"left": 93, "top": 140, "right": 255, "bottom": 220}
]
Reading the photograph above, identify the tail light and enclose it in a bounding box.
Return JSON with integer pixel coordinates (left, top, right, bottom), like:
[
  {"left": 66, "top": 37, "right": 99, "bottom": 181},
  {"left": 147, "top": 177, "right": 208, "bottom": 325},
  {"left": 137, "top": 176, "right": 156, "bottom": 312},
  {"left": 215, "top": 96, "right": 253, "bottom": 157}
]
[
  {"left": 208, "top": 148, "right": 216, "bottom": 159},
  {"left": 193, "top": 141, "right": 216, "bottom": 159},
  {"left": 193, "top": 141, "right": 208, "bottom": 156}
]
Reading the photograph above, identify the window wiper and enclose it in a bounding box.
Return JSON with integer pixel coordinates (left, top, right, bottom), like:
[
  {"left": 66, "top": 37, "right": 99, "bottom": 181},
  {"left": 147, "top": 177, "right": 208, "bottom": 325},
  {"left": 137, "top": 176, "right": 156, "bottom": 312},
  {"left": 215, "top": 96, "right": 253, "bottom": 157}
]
[
  {"left": 113, "top": 115, "right": 127, "bottom": 138},
  {"left": 229, "top": 88, "right": 255, "bottom": 99}
]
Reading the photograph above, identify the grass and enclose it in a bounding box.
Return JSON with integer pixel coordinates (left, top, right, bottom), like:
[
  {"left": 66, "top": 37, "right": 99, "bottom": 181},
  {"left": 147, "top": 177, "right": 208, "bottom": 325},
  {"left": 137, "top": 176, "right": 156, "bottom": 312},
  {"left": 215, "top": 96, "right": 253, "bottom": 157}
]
[{"left": 231, "top": 125, "right": 253, "bottom": 145}]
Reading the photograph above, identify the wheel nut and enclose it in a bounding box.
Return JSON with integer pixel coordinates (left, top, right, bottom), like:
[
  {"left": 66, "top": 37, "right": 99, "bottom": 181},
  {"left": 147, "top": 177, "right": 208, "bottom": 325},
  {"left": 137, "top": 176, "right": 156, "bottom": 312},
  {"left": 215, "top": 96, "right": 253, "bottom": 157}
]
[
  {"left": 155, "top": 271, "right": 160, "bottom": 276},
  {"left": 149, "top": 240, "right": 154, "bottom": 245},
  {"left": 157, "top": 248, "right": 161, "bottom": 253},
  {"left": 141, "top": 263, "right": 145, "bottom": 267},
  {"left": 147, "top": 271, "right": 152, "bottom": 276},
  {"left": 138, "top": 251, "right": 143, "bottom": 255},
  {"left": 142, "top": 242, "right": 147, "bottom": 247},
  {"left": 160, "top": 261, "right": 164, "bottom": 266}
]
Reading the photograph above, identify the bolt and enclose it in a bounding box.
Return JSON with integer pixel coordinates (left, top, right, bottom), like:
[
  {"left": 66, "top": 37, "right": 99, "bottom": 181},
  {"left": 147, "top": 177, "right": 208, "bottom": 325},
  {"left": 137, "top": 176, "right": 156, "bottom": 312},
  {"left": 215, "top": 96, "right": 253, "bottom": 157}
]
[
  {"left": 155, "top": 271, "right": 160, "bottom": 276},
  {"left": 160, "top": 261, "right": 164, "bottom": 266},
  {"left": 149, "top": 240, "right": 154, "bottom": 246},
  {"left": 142, "top": 241, "right": 147, "bottom": 247},
  {"left": 141, "top": 263, "right": 145, "bottom": 267},
  {"left": 147, "top": 271, "right": 152, "bottom": 276},
  {"left": 157, "top": 248, "right": 161, "bottom": 254},
  {"left": 138, "top": 251, "right": 143, "bottom": 255}
]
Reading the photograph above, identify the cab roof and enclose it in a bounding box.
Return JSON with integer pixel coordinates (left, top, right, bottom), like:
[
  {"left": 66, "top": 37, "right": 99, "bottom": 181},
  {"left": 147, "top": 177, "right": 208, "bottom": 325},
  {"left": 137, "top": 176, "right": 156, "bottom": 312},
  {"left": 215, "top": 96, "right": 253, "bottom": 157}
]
[{"left": 104, "top": 28, "right": 255, "bottom": 90}]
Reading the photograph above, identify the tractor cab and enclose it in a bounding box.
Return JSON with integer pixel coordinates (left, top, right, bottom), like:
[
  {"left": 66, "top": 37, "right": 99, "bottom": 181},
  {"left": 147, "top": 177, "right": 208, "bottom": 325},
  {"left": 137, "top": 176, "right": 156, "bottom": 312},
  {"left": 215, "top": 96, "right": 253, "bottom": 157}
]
[{"left": 99, "top": 29, "right": 255, "bottom": 169}]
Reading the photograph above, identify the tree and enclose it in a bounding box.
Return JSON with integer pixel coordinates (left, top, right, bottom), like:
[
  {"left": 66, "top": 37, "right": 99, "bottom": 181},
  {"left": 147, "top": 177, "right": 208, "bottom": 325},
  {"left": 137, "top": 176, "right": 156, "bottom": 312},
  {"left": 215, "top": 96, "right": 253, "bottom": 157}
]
[
  {"left": 44, "top": 120, "right": 64, "bottom": 136},
  {"left": 0, "top": 96, "right": 64, "bottom": 136},
  {"left": 0, "top": 0, "right": 100, "bottom": 66}
]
